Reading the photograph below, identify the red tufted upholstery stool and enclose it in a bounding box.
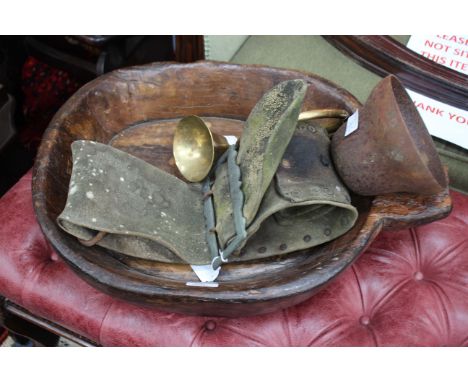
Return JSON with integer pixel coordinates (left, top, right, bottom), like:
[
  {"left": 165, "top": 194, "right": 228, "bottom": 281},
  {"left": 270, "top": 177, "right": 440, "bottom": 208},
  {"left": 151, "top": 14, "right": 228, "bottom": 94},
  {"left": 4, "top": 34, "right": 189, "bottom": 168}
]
[{"left": 1, "top": 171, "right": 468, "bottom": 346}]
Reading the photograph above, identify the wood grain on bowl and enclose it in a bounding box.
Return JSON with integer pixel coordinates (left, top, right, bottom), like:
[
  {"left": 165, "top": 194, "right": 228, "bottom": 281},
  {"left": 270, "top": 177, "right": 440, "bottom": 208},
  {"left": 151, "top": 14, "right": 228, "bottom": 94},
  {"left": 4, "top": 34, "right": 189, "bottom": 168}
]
[{"left": 32, "top": 62, "right": 452, "bottom": 317}]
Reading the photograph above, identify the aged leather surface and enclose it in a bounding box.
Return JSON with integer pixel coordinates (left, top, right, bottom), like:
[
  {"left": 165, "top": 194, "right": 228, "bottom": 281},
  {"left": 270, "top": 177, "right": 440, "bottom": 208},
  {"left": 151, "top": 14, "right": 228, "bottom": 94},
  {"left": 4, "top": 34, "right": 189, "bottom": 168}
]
[
  {"left": 225, "top": 122, "right": 358, "bottom": 261},
  {"left": 1, "top": 171, "right": 468, "bottom": 346},
  {"left": 57, "top": 140, "right": 207, "bottom": 264},
  {"left": 57, "top": 79, "right": 357, "bottom": 265}
]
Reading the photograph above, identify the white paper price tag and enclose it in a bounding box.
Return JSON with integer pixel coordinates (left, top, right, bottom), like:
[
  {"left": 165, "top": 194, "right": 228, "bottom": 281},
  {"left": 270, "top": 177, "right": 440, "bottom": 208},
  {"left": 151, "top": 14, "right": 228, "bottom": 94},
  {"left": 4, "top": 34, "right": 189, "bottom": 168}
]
[
  {"left": 190, "top": 264, "right": 220, "bottom": 283},
  {"left": 345, "top": 110, "right": 359, "bottom": 137},
  {"left": 224, "top": 135, "right": 238, "bottom": 145}
]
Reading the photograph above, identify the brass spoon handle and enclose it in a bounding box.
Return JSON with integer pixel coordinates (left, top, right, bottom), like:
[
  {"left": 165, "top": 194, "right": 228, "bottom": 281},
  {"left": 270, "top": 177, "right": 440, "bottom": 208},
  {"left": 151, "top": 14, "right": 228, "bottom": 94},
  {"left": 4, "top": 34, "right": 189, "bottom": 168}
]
[{"left": 298, "top": 108, "right": 350, "bottom": 121}]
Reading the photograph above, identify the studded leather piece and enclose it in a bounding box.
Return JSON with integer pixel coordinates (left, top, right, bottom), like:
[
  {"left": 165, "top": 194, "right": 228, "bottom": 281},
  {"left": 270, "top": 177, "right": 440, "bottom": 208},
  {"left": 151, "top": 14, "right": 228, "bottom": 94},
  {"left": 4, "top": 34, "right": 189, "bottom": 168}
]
[
  {"left": 230, "top": 121, "right": 357, "bottom": 261},
  {"left": 1, "top": 171, "right": 468, "bottom": 346}
]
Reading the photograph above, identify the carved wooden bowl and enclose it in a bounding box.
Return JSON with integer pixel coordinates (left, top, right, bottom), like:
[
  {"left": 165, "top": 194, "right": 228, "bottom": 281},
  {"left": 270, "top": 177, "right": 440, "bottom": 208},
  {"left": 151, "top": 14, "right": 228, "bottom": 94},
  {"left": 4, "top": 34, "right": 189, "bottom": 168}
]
[{"left": 32, "top": 62, "right": 452, "bottom": 317}]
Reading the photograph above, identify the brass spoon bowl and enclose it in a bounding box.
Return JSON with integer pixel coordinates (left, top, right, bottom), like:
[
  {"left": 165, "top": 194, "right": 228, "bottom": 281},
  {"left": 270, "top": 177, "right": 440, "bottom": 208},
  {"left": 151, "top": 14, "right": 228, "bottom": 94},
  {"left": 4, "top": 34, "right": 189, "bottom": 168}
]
[{"left": 173, "top": 115, "right": 230, "bottom": 182}]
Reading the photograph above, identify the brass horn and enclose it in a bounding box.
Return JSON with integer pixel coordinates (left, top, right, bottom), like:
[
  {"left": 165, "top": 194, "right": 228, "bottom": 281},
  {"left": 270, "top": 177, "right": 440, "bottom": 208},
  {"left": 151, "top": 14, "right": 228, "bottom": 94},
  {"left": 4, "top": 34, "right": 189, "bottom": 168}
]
[
  {"left": 173, "top": 115, "right": 230, "bottom": 182},
  {"left": 331, "top": 75, "right": 447, "bottom": 195}
]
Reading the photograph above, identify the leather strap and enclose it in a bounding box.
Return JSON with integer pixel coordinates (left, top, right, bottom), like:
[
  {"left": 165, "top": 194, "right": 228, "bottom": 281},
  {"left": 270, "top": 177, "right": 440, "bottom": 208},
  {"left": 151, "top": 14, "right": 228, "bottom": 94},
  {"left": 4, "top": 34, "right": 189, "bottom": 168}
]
[{"left": 57, "top": 80, "right": 358, "bottom": 268}]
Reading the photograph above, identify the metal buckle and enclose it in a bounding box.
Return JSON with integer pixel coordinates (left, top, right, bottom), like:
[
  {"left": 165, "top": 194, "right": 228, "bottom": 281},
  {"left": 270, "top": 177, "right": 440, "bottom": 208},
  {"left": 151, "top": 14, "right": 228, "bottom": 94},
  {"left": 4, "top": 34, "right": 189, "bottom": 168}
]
[{"left": 203, "top": 145, "right": 247, "bottom": 271}]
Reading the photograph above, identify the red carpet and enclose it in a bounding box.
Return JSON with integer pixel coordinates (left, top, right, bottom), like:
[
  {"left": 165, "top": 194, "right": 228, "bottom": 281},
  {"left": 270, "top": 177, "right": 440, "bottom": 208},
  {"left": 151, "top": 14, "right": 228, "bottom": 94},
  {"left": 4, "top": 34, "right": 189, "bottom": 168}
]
[{"left": 20, "top": 56, "right": 83, "bottom": 153}]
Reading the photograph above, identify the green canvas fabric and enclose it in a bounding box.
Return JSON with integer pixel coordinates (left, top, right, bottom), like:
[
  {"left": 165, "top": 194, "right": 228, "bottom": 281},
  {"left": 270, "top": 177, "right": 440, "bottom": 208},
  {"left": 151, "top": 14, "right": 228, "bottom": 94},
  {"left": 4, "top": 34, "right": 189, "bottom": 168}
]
[
  {"left": 230, "top": 35, "right": 468, "bottom": 194},
  {"left": 204, "top": 35, "right": 248, "bottom": 61},
  {"left": 231, "top": 36, "right": 381, "bottom": 104}
]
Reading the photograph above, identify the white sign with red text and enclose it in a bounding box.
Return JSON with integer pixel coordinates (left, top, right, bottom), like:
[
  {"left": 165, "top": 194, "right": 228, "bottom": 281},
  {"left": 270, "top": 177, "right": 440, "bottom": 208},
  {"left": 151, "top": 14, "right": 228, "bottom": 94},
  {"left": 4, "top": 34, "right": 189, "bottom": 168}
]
[{"left": 406, "top": 35, "right": 468, "bottom": 150}]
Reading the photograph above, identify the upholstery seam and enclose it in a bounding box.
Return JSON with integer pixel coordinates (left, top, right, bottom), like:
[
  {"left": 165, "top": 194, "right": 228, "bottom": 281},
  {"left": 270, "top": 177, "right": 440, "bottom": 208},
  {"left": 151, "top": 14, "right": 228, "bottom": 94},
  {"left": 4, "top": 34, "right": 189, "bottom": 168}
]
[
  {"left": 367, "top": 247, "right": 413, "bottom": 268},
  {"left": 189, "top": 325, "right": 206, "bottom": 347},
  {"left": 429, "top": 238, "right": 468, "bottom": 269},
  {"left": 351, "top": 265, "right": 366, "bottom": 313},
  {"left": 410, "top": 228, "right": 421, "bottom": 269},
  {"left": 306, "top": 319, "right": 349, "bottom": 346},
  {"left": 98, "top": 299, "right": 115, "bottom": 345},
  {"left": 366, "top": 325, "right": 379, "bottom": 347},
  {"left": 282, "top": 309, "right": 293, "bottom": 347},
  {"left": 369, "top": 278, "right": 410, "bottom": 317},
  {"left": 425, "top": 280, "right": 452, "bottom": 344},
  {"left": 351, "top": 265, "right": 379, "bottom": 346},
  {"left": 219, "top": 324, "right": 268, "bottom": 346}
]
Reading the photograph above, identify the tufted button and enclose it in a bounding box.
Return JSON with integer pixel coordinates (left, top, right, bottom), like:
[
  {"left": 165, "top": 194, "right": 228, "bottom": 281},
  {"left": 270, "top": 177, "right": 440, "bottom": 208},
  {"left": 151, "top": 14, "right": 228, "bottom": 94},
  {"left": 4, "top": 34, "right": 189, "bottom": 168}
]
[
  {"left": 50, "top": 252, "right": 59, "bottom": 261},
  {"left": 204, "top": 320, "right": 217, "bottom": 331},
  {"left": 2, "top": 170, "right": 468, "bottom": 346},
  {"left": 359, "top": 315, "right": 370, "bottom": 326}
]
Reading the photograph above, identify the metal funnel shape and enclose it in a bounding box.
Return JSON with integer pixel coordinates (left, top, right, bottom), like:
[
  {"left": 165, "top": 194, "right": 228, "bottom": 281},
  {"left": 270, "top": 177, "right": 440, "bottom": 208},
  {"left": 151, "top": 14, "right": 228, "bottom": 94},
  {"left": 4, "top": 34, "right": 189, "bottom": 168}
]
[
  {"left": 173, "top": 115, "right": 229, "bottom": 182},
  {"left": 331, "top": 75, "right": 447, "bottom": 195}
]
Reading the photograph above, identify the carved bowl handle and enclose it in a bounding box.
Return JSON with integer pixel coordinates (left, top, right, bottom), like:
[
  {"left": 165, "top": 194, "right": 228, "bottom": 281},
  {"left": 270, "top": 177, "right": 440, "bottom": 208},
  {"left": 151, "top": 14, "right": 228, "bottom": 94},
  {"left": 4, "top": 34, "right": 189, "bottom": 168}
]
[{"left": 370, "top": 186, "right": 452, "bottom": 232}]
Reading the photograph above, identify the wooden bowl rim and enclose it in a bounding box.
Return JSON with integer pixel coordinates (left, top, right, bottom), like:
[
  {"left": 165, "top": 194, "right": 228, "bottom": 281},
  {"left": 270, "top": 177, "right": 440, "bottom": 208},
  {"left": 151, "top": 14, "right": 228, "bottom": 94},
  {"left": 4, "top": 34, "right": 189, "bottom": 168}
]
[{"left": 31, "top": 61, "right": 451, "bottom": 316}]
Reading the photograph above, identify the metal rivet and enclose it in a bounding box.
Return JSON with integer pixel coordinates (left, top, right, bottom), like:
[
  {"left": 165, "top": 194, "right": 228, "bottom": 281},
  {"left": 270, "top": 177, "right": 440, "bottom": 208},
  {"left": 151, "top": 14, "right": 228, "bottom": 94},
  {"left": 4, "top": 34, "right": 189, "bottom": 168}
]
[
  {"left": 324, "top": 228, "right": 331, "bottom": 236},
  {"left": 281, "top": 159, "right": 292, "bottom": 169},
  {"left": 258, "top": 246, "right": 267, "bottom": 253},
  {"left": 303, "top": 235, "right": 311, "bottom": 242},
  {"left": 279, "top": 243, "right": 287, "bottom": 251},
  {"left": 322, "top": 186, "right": 331, "bottom": 196},
  {"left": 320, "top": 154, "right": 330, "bottom": 167}
]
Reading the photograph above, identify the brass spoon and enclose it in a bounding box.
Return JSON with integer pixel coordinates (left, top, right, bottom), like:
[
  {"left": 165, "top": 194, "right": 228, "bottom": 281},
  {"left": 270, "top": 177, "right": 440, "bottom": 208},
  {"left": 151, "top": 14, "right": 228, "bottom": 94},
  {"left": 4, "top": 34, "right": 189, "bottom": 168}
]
[{"left": 173, "top": 109, "right": 349, "bottom": 182}]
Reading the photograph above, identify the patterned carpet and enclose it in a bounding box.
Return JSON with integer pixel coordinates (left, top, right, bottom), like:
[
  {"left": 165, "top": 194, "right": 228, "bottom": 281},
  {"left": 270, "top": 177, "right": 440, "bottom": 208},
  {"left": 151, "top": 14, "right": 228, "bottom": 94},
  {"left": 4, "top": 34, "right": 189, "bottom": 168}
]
[{"left": 1, "top": 55, "right": 84, "bottom": 198}]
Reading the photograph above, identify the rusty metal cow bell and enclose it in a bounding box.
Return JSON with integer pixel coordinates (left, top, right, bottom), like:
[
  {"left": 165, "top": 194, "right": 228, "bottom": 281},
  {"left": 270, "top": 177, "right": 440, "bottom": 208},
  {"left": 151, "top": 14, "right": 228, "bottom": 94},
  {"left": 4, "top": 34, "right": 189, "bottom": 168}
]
[{"left": 331, "top": 75, "right": 447, "bottom": 196}]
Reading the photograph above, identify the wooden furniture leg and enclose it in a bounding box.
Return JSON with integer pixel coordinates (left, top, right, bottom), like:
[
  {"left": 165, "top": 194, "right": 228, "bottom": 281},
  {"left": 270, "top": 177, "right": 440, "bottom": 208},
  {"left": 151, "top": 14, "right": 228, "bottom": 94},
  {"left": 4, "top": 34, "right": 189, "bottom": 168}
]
[{"left": 0, "top": 295, "right": 96, "bottom": 347}]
